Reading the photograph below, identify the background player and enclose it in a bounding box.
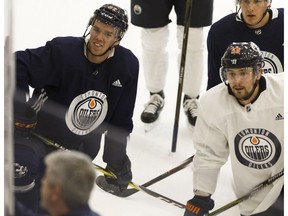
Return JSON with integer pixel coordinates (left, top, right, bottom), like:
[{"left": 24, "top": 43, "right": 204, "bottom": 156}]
[
  {"left": 207, "top": 0, "right": 284, "bottom": 90},
  {"left": 184, "top": 42, "right": 284, "bottom": 216},
  {"left": 130, "top": 0, "right": 214, "bottom": 130}
]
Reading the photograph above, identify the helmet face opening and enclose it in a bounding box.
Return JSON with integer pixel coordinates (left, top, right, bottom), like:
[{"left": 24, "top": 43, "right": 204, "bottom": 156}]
[
  {"left": 92, "top": 4, "right": 128, "bottom": 40},
  {"left": 220, "top": 42, "right": 264, "bottom": 82}
]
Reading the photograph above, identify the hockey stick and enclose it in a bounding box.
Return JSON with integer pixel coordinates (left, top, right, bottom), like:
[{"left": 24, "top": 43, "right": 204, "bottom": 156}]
[
  {"left": 31, "top": 130, "right": 193, "bottom": 195},
  {"left": 119, "top": 155, "right": 194, "bottom": 197},
  {"left": 31, "top": 131, "right": 70, "bottom": 152},
  {"left": 171, "top": 0, "right": 193, "bottom": 152},
  {"left": 205, "top": 169, "right": 284, "bottom": 216},
  {"left": 31, "top": 131, "right": 186, "bottom": 209}
]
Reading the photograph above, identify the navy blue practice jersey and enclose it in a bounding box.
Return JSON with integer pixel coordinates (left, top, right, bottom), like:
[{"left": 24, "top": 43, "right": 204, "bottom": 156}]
[
  {"left": 207, "top": 8, "right": 284, "bottom": 90},
  {"left": 16, "top": 36, "right": 139, "bottom": 160}
]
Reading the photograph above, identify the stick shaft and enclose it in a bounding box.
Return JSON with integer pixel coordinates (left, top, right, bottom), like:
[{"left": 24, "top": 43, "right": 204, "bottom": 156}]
[
  {"left": 171, "top": 0, "right": 193, "bottom": 152},
  {"left": 31, "top": 131, "right": 186, "bottom": 208},
  {"left": 120, "top": 155, "right": 194, "bottom": 197},
  {"left": 206, "top": 170, "right": 284, "bottom": 216}
]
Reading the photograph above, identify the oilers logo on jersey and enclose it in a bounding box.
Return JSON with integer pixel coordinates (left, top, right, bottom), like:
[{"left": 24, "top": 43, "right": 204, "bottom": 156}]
[
  {"left": 65, "top": 90, "right": 108, "bottom": 135},
  {"left": 234, "top": 128, "right": 281, "bottom": 170}
]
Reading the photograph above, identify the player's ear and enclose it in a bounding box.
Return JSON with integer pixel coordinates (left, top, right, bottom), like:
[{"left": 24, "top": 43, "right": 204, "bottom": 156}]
[{"left": 256, "top": 69, "right": 263, "bottom": 80}]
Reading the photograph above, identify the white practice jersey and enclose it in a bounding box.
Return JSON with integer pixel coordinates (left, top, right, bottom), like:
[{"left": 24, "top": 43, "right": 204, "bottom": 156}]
[{"left": 192, "top": 73, "right": 284, "bottom": 215}]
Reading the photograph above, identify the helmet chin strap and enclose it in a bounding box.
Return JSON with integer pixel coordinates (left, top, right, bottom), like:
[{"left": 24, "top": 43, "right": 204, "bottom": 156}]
[
  {"left": 227, "top": 77, "right": 259, "bottom": 103},
  {"left": 239, "top": 81, "right": 258, "bottom": 101},
  {"left": 239, "top": 67, "right": 261, "bottom": 101}
]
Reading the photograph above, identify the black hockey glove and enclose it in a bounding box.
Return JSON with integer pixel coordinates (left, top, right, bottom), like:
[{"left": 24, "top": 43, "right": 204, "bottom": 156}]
[
  {"left": 184, "top": 195, "right": 214, "bottom": 216},
  {"left": 106, "top": 156, "right": 132, "bottom": 190},
  {"left": 14, "top": 102, "right": 37, "bottom": 137}
]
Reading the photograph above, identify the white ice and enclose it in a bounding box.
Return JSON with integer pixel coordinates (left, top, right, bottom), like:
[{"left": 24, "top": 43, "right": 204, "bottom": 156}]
[{"left": 11, "top": 0, "right": 285, "bottom": 215}]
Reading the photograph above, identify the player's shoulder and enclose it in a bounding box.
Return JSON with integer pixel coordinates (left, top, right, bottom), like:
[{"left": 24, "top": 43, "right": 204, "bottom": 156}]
[
  {"left": 277, "top": 7, "right": 284, "bottom": 13},
  {"left": 200, "top": 83, "right": 228, "bottom": 107},
  {"left": 263, "top": 73, "right": 284, "bottom": 86},
  {"left": 48, "top": 36, "right": 83, "bottom": 48},
  {"left": 211, "top": 13, "right": 236, "bottom": 29},
  {"left": 198, "top": 84, "right": 234, "bottom": 121},
  {"left": 115, "top": 45, "right": 136, "bottom": 56},
  {"left": 115, "top": 46, "right": 139, "bottom": 64},
  {"left": 209, "top": 13, "right": 237, "bottom": 38},
  {"left": 111, "top": 46, "right": 139, "bottom": 78},
  {"left": 269, "top": 8, "right": 284, "bottom": 22},
  {"left": 51, "top": 36, "right": 82, "bottom": 43},
  {"left": 261, "top": 74, "right": 284, "bottom": 113},
  {"left": 261, "top": 73, "right": 284, "bottom": 102},
  {"left": 274, "top": 8, "right": 284, "bottom": 16}
]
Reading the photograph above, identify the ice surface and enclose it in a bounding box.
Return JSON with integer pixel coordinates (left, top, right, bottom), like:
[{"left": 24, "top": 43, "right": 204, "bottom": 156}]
[{"left": 11, "top": 0, "right": 285, "bottom": 215}]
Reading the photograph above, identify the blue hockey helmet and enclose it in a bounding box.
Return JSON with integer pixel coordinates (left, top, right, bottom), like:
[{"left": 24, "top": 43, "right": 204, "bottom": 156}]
[{"left": 89, "top": 4, "right": 128, "bottom": 40}]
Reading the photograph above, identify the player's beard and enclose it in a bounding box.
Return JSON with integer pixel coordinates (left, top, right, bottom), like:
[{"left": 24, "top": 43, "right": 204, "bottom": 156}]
[{"left": 232, "top": 82, "right": 258, "bottom": 102}]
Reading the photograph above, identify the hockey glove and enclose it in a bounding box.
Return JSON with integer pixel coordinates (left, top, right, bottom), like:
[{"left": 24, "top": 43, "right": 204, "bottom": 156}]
[
  {"left": 184, "top": 195, "right": 214, "bottom": 216},
  {"left": 106, "top": 156, "right": 132, "bottom": 190}
]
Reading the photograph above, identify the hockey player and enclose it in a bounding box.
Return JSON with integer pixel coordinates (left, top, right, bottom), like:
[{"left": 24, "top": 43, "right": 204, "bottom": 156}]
[
  {"left": 131, "top": 0, "right": 214, "bottom": 130},
  {"left": 207, "top": 0, "right": 284, "bottom": 90},
  {"left": 14, "top": 96, "right": 46, "bottom": 213},
  {"left": 184, "top": 42, "right": 283, "bottom": 216},
  {"left": 14, "top": 3, "right": 139, "bottom": 212}
]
